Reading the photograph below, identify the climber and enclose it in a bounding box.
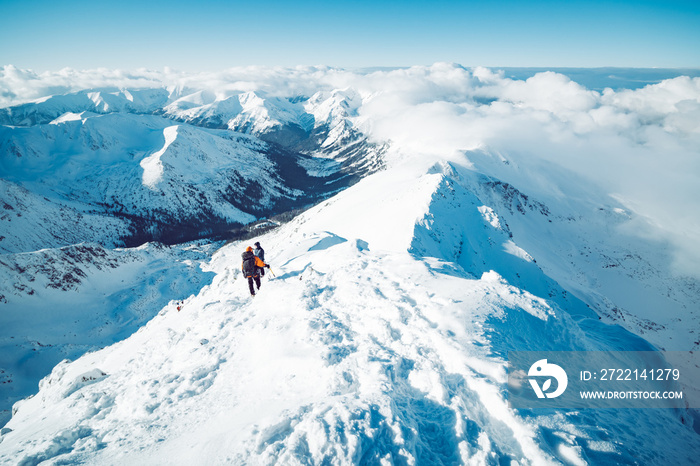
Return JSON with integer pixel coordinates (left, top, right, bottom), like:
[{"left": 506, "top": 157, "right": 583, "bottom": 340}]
[
  {"left": 253, "top": 241, "right": 265, "bottom": 277},
  {"left": 241, "top": 246, "right": 269, "bottom": 297}
]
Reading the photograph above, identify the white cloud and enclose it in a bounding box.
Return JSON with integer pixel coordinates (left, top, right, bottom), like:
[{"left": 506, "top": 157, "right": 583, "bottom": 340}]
[
  {"left": 478, "top": 71, "right": 600, "bottom": 114},
  {"left": 0, "top": 65, "right": 171, "bottom": 106},
  {"left": 602, "top": 76, "right": 700, "bottom": 117}
]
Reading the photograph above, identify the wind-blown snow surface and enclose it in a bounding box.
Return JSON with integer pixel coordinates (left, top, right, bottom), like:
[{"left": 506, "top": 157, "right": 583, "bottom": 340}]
[
  {"left": 2, "top": 64, "right": 700, "bottom": 464},
  {"left": 1, "top": 160, "right": 699, "bottom": 465}
]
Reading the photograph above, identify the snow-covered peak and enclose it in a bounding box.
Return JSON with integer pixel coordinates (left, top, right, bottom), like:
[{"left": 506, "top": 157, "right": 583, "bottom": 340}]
[
  {"left": 169, "top": 89, "right": 218, "bottom": 108},
  {"left": 163, "top": 92, "right": 241, "bottom": 125},
  {"left": 231, "top": 91, "right": 313, "bottom": 134},
  {"left": 162, "top": 90, "right": 316, "bottom": 137},
  {"left": 283, "top": 164, "right": 440, "bottom": 253},
  {"left": 305, "top": 88, "right": 360, "bottom": 129},
  {"left": 0, "top": 88, "right": 170, "bottom": 126}
]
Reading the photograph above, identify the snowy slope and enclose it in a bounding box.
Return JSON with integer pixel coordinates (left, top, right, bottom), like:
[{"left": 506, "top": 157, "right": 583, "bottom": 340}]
[
  {"left": 1, "top": 66, "right": 699, "bottom": 464},
  {"left": 0, "top": 178, "right": 130, "bottom": 253},
  {"left": 0, "top": 241, "right": 218, "bottom": 428},
  {"left": 0, "top": 113, "right": 327, "bottom": 252},
  {"left": 1, "top": 159, "right": 698, "bottom": 465},
  {"left": 0, "top": 81, "right": 387, "bottom": 436},
  {"left": 418, "top": 153, "right": 700, "bottom": 348}
]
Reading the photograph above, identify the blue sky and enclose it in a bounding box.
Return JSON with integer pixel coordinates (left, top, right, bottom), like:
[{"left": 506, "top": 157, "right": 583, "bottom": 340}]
[{"left": 1, "top": 0, "right": 699, "bottom": 71}]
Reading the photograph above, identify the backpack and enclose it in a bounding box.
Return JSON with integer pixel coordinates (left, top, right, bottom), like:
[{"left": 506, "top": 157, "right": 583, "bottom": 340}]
[{"left": 241, "top": 251, "right": 257, "bottom": 277}]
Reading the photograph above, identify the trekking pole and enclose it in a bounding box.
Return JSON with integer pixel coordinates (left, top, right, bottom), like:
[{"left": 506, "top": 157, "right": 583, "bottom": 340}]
[{"left": 267, "top": 266, "right": 276, "bottom": 277}]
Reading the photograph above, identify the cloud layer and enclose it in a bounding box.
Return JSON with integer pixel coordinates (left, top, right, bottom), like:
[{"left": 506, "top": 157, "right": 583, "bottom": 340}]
[{"left": 2, "top": 63, "right": 699, "bottom": 276}]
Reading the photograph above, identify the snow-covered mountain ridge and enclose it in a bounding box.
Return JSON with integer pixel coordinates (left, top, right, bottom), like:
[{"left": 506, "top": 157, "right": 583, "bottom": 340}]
[
  {"left": 0, "top": 87, "right": 384, "bottom": 254},
  {"left": 0, "top": 80, "right": 387, "bottom": 431},
  {"left": 1, "top": 158, "right": 698, "bottom": 464},
  {"left": 1, "top": 65, "right": 699, "bottom": 463}
]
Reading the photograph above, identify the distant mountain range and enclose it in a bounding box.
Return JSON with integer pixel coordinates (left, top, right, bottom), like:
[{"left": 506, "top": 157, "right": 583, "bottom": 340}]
[{"left": 0, "top": 87, "right": 384, "bottom": 253}]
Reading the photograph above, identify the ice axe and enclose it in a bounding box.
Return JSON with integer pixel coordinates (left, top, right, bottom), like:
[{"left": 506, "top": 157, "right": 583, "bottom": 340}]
[{"left": 267, "top": 265, "right": 276, "bottom": 277}]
